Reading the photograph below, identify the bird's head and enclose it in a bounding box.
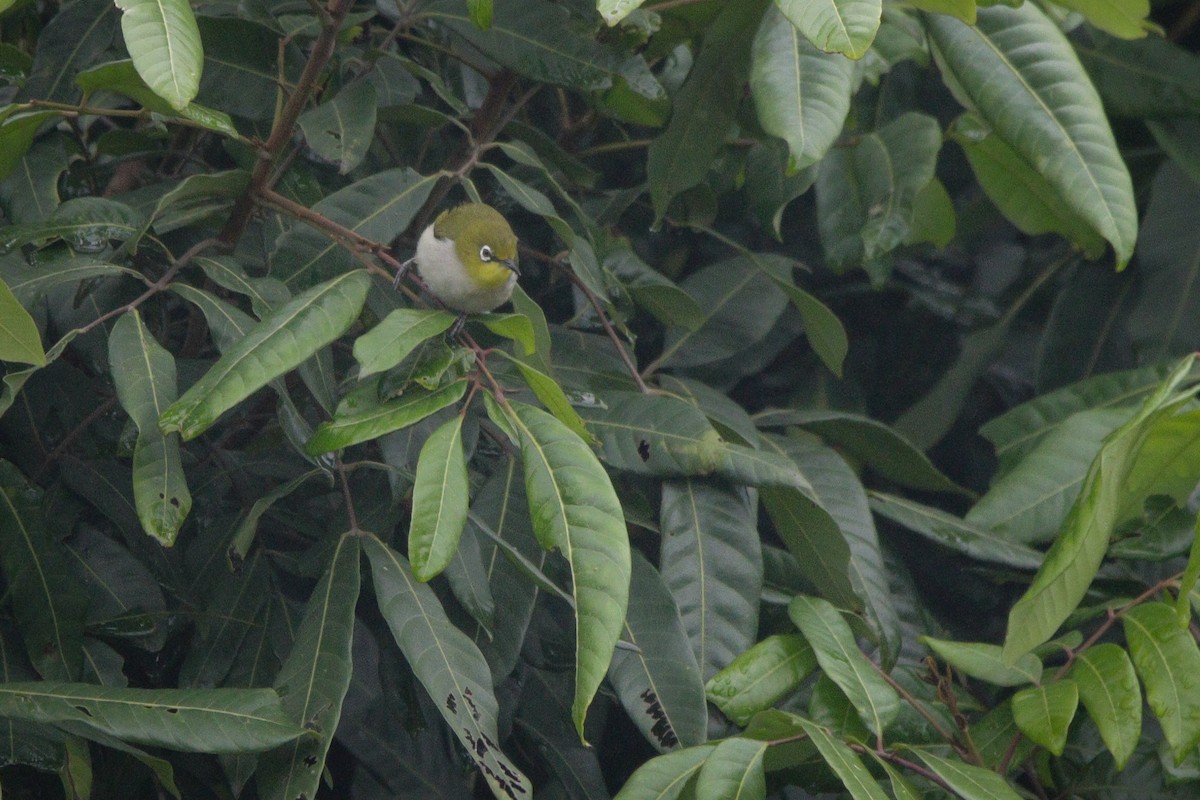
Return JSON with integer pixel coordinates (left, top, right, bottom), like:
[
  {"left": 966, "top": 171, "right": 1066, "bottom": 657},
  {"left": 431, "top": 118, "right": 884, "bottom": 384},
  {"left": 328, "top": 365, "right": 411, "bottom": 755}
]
[{"left": 436, "top": 203, "right": 519, "bottom": 290}]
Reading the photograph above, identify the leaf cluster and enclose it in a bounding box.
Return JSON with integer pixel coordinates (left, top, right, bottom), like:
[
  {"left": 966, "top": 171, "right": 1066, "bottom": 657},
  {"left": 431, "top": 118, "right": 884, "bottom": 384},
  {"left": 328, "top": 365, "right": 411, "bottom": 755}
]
[{"left": 1, "top": 0, "right": 1200, "bottom": 797}]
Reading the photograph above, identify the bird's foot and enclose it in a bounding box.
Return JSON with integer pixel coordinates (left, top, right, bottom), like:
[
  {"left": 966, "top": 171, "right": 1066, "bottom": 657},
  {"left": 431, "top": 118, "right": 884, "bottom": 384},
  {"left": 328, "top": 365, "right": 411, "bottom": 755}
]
[
  {"left": 448, "top": 312, "right": 469, "bottom": 340},
  {"left": 392, "top": 257, "right": 415, "bottom": 289}
]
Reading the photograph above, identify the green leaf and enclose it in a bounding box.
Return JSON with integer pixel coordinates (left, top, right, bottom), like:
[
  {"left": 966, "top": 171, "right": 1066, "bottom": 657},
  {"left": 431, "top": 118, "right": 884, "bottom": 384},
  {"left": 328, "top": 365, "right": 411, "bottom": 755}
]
[
  {"left": 409, "top": 415, "right": 469, "bottom": 581},
  {"left": 194, "top": 16, "right": 281, "bottom": 121},
  {"left": 427, "top": 0, "right": 661, "bottom": 96},
  {"left": 472, "top": 313, "right": 533, "bottom": 357},
  {"left": 1123, "top": 602, "right": 1200, "bottom": 763},
  {"left": 1077, "top": 32, "right": 1200, "bottom": 118},
  {"left": 1003, "top": 356, "right": 1199, "bottom": 663},
  {"left": 467, "top": 0, "right": 492, "bottom": 28},
  {"left": 1052, "top": 0, "right": 1151, "bottom": 40},
  {"left": 1128, "top": 164, "right": 1200, "bottom": 361},
  {"left": 816, "top": 111, "right": 942, "bottom": 281},
  {"left": 778, "top": 0, "right": 879, "bottom": 58},
  {"left": 297, "top": 79, "right": 378, "bottom": 174},
  {"left": 606, "top": 247, "right": 705, "bottom": 332},
  {"left": 274, "top": 168, "right": 437, "bottom": 286},
  {"left": 20, "top": 0, "right": 118, "bottom": 104},
  {"left": 1011, "top": 680, "right": 1079, "bottom": 756},
  {"left": 705, "top": 635, "right": 817, "bottom": 726},
  {"left": 353, "top": 308, "right": 457, "bottom": 379},
  {"left": 0, "top": 461, "right": 87, "bottom": 681},
  {"left": 1116, "top": 408, "right": 1200, "bottom": 525},
  {"left": 506, "top": 400, "right": 631, "bottom": 740},
  {"left": 0, "top": 256, "right": 140, "bottom": 307},
  {"left": 1, "top": 196, "right": 145, "bottom": 252},
  {"left": 795, "top": 718, "right": 890, "bottom": 800},
  {"left": 920, "top": 637, "right": 1041, "bottom": 687},
  {"left": 195, "top": 255, "right": 288, "bottom": 319},
  {"left": 598, "top": 0, "right": 647, "bottom": 25},
  {"left": 869, "top": 492, "right": 1046, "bottom": 569},
  {"left": 257, "top": 534, "right": 360, "bottom": 799},
  {"left": 496, "top": 351, "right": 594, "bottom": 444},
  {"left": 966, "top": 408, "right": 1128, "bottom": 545},
  {"left": 613, "top": 745, "right": 716, "bottom": 800},
  {"left": 1071, "top": 643, "right": 1141, "bottom": 769},
  {"left": 0, "top": 683, "right": 303, "bottom": 753},
  {"left": 159, "top": 270, "right": 371, "bottom": 440},
  {"left": 750, "top": 5, "right": 854, "bottom": 171},
  {"left": 647, "top": 0, "right": 766, "bottom": 220},
  {"left": 979, "top": 362, "right": 1174, "bottom": 470},
  {"left": 695, "top": 737, "right": 767, "bottom": 800},
  {"left": 363, "top": 535, "right": 532, "bottom": 798},
  {"left": 0, "top": 111, "right": 57, "bottom": 183},
  {"left": 893, "top": 320, "right": 1012, "bottom": 450},
  {"left": 610, "top": 552, "right": 708, "bottom": 751},
  {"left": 660, "top": 479, "right": 762, "bottom": 681},
  {"left": 468, "top": 460, "right": 543, "bottom": 681},
  {"left": 913, "top": 750, "right": 1023, "bottom": 800},
  {"left": 0, "top": 277, "right": 44, "bottom": 365},
  {"left": 584, "top": 392, "right": 810, "bottom": 489},
  {"left": 906, "top": 177, "right": 956, "bottom": 247},
  {"left": 655, "top": 256, "right": 789, "bottom": 370},
  {"left": 755, "top": 408, "right": 966, "bottom": 495},
  {"left": 788, "top": 595, "right": 899, "bottom": 736},
  {"left": 1177, "top": 515, "right": 1200, "bottom": 624},
  {"left": 949, "top": 112, "right": 1105, "bottom": 258},
  {"left": 306, "top": 380, "right": 467, "bottom": 455},
  {"left": 765, "top": 437, "right": 899, "bottom": 662},
  {"left": 75, "top": 60, "right": 235, "bottom": 137},
  {"left": 113, "top": 0, "right": 203, "bottom": 110},
  {"left": 776, "top": 280, "right": 849, "bottom": 378},
  {"left": 925, "top": 3, "right": 1137, "bottom": 267},
  {"left": 108, "top": 311, "right": 190, "bottom": 545}
]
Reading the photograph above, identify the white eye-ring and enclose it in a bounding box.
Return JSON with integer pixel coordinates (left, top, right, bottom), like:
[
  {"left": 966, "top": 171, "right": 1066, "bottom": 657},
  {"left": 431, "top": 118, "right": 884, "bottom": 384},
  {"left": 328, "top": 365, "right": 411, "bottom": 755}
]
[{"left": 479, "top": 245, "right": 494, "bottom": 262}]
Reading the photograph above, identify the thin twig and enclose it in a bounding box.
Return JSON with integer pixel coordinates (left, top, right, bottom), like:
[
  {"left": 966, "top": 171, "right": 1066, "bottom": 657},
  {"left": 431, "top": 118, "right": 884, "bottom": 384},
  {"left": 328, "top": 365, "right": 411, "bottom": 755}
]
[
  {"left": 336, "top": 457, "right": 360, "bottom": 533},
  {"left": 220, "top": 0, "right": 358, "bottom": 246},
  {"left": 78, "top": 237, "right": 221, "bottom": 336},
  {"left": 34, "top": 396, "right": 119, "bottom": 481}
]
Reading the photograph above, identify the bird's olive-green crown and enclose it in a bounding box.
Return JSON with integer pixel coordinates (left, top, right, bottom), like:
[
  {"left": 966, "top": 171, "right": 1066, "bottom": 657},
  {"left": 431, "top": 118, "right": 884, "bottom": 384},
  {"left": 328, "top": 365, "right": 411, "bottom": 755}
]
[{"left": 433, "top": 203, "right": 519, "bottom": 289}]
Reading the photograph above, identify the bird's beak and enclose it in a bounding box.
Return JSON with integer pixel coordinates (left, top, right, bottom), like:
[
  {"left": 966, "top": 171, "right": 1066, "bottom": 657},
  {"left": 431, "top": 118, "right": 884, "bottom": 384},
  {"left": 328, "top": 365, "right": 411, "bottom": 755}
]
[{"left": 502, "top": 258, "right": 520, "bottom": 276}]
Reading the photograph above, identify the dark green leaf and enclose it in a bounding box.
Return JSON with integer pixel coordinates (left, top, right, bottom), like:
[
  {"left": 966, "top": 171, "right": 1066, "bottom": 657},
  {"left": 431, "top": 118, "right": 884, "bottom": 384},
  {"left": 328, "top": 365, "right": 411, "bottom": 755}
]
[
  {"left": 297, "top": 80, "right": 378, "bottom": 174},
  {"left": 0, "top": 461, "right": 86, "bottom": 681},
  {"left": 610, "top": 552, "right": 708, "bottom": 751},
  {"left": 364, "top": 535, "right": 532, "bottom": 798},
  {"left": 0, "top": 683, "right": 304, "bottom": 753},
  {"left": 647, "top": 0, "right": 766, "bottom": 219},
  {"left": 660, "top": 480, "right": 762, "bottom": 681},
  {"left": 258, "top": 534, "right": 360, "bottom": 799}
]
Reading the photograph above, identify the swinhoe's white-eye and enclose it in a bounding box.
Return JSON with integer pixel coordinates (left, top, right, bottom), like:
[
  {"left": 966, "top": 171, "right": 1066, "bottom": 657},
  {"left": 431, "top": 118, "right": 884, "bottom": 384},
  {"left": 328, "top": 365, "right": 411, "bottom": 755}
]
[{"left": 395, "top": 203, "right": 520, "bottom": 325}]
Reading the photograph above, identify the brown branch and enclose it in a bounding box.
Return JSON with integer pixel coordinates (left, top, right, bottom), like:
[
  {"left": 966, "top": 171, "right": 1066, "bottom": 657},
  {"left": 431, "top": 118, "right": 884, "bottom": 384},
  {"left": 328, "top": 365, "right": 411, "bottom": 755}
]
[
  {"left": 78, "top": 237, "right": 221, "bottom": 336},
  {"left": 220, "top": 0, "right": 358, "bottom": 247}
]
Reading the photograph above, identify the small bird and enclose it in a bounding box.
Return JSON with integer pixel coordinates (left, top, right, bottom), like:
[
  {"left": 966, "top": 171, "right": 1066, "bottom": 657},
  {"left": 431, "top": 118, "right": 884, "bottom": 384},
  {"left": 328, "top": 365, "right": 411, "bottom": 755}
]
[{"left": 395, "top": 203, "right": 520, "bottom": 327}]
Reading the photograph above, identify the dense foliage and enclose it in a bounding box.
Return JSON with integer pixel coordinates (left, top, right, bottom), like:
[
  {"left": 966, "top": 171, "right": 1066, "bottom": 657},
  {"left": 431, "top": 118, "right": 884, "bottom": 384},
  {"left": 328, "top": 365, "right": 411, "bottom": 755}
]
[{"left": 2, "top": 0, "right": 1200, "bottom": 796}]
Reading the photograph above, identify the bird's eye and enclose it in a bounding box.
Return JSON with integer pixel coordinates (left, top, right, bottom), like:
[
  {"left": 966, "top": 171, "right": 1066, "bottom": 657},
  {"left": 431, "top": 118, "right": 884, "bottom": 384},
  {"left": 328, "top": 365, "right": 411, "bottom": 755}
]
[{"left": 479, "top": 245, "right": 493, "bottom": 262}]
